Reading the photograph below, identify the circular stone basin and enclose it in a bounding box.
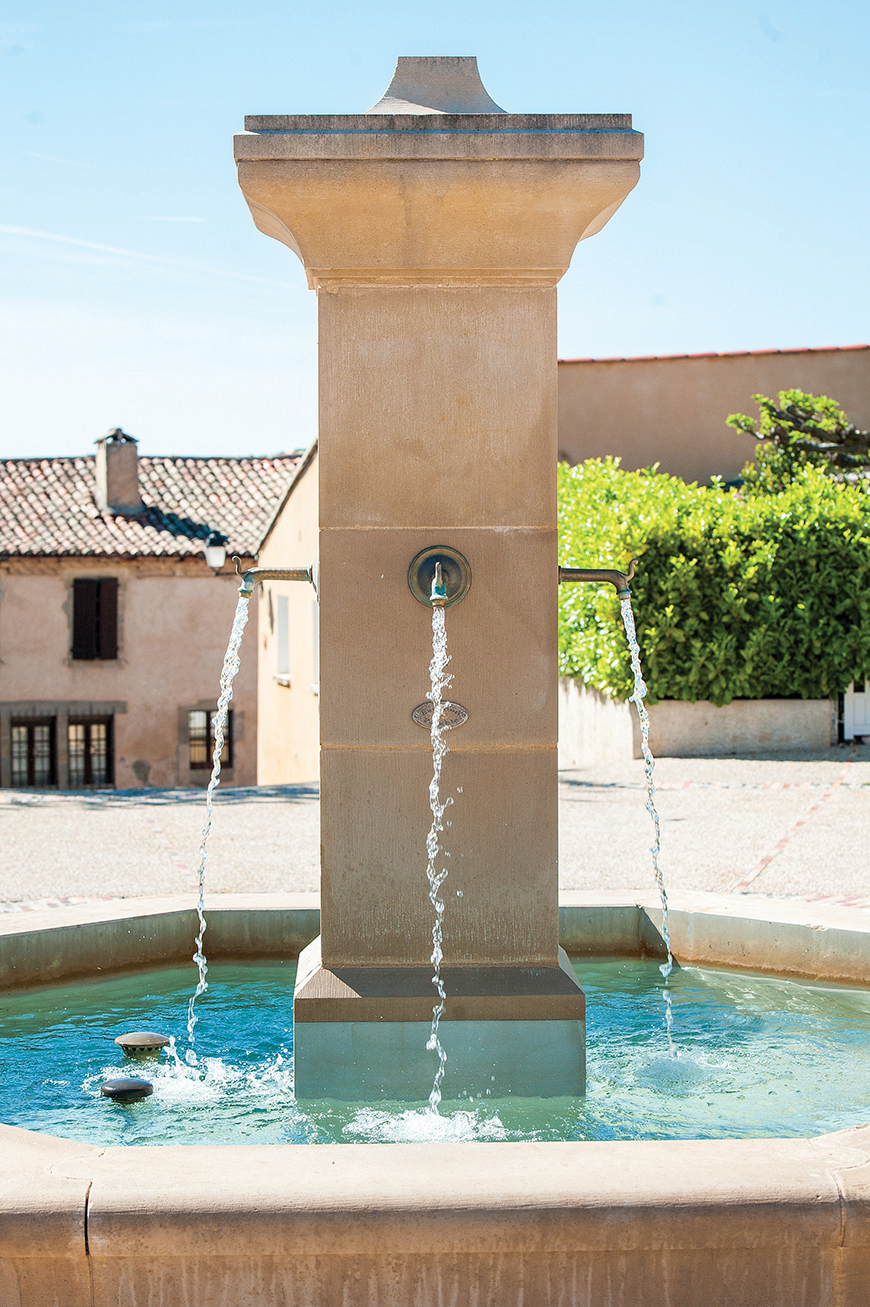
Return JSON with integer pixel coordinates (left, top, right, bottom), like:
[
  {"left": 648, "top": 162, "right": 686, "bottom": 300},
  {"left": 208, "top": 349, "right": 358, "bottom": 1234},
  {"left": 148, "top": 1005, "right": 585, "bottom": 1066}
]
[{"left": 3, "top": 958, "right": 870, "bottom": 1147}]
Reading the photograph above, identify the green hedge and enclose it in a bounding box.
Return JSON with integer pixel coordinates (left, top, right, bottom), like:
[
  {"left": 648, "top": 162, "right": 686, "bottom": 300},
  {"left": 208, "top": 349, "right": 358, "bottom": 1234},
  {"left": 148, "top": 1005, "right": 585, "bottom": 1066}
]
[{"left": 558, "top": 458, "right": 870, "bottom": 705}]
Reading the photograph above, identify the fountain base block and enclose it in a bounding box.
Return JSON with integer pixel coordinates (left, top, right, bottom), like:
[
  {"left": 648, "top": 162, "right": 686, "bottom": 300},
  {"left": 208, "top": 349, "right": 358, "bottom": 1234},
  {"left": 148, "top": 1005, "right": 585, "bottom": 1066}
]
[{"left": 293, "top": 937, "right": 586, "bottom": 1100}]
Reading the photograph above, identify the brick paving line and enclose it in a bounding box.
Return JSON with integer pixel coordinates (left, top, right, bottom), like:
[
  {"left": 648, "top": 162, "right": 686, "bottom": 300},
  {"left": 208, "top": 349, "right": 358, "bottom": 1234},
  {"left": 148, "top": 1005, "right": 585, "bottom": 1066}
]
[
  {"left": 798, "top": 893, "right": 870, "bottom": 909},
  {"left": 729, "top": 746, "right": 860, "bottom": 894},
  {"left": 134, "top": 802, "right": 198, "bottom": 892},
  {"left": 0, "top": 798, "right": 199, "bottom": 912}
]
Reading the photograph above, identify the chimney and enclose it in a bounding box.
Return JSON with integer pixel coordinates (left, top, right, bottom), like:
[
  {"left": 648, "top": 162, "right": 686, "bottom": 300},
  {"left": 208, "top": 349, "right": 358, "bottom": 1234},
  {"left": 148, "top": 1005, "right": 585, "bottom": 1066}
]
[{"left": 95, "top": 429, "right": 143, "bottom": 515}]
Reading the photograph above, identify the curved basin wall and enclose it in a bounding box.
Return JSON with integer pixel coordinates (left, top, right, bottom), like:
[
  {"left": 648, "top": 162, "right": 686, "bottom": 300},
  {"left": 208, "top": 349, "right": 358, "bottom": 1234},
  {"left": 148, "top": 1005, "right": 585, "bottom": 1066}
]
[{"left": 3, "top": 892, "right": 870, "bottom": 1307}]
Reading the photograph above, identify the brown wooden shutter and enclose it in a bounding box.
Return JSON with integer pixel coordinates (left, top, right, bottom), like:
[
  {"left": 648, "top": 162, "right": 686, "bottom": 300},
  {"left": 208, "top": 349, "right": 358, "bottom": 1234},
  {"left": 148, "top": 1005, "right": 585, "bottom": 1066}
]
[
  {"left": 98, "top": 578, "right": 118, "bottom": 660},
  {"left": 72, "top": 579, "right": 99, "bottom": 659}
]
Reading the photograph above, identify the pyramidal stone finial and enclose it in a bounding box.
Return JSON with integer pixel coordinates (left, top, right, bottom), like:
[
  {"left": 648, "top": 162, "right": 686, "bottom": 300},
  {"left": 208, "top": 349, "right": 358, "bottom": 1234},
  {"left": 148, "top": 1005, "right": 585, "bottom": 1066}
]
[{"left": 366, "top": 56, "right": 505, "bottom": 115}]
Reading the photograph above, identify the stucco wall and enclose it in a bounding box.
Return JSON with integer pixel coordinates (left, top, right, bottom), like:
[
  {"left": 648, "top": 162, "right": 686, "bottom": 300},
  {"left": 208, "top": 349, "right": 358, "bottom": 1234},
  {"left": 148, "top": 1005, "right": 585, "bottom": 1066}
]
[
  {"left": 257, "top": 448, "right": 320, "bottom": 784},
  {"left": 0, "top": 556, "right": 258, "bottom": 789},
  {"left": 558, "top": 678, "right": 836, "bottom": 763},
  {"left": 557, "top": 345, "right": 870, "bottom": 483}
]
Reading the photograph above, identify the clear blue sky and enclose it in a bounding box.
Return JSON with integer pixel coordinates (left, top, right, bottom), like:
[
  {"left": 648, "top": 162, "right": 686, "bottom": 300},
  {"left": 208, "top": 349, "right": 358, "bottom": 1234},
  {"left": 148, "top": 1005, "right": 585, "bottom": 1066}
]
[{"left": 2, "top": 0, "right": 868, "bottom": 458}]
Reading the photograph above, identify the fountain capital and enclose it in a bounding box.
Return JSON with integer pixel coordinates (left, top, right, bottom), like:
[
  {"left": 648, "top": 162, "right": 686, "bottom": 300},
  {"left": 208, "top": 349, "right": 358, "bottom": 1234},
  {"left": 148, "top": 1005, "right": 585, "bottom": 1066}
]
[{"left": 234, "top": 58, "right": 642, "bottom": 289}]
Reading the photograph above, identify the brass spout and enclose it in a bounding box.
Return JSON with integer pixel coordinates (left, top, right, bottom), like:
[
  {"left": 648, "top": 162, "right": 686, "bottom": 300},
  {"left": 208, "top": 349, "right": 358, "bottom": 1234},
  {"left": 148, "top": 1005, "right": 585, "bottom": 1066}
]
[
  {"left": 430, "top": 562, "right": 448, "bottom": 608},
  {"left": 408, "top": 546, "right": 472, "bottom": 609},
  {"left": 233, "top": 556, "right": 315, "bottom": 598},
  {"left": 559, "top": 559, "right": 637, "bottom": 599}
]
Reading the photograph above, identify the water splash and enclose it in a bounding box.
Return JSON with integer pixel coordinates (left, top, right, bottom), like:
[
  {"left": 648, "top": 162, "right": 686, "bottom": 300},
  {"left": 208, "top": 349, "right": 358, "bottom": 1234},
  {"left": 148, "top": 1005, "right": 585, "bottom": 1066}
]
[
  {"left": 342, "top": 1107, "right": 507, "bottom": 1144},
  {"left": 185, "top": 593, "right": 251, "bottom": 1061},
  {"left": 424, "top": 604, "right": 454, "bottom": 1112},
  {"left": 620, "top": 595, "right": 676, "bottom": 1055}
]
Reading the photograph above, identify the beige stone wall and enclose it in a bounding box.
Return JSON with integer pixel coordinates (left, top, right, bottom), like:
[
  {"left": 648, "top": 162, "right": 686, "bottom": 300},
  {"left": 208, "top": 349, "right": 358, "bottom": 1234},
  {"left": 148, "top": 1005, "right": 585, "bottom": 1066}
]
[
  {"left": 256, "top": 448, "right": 320, "bottom": 784},
  {"left": 557, "top": 345, "right": 870, "bottom": 483},
  {"left": 0, "top": 556, "right": 258, "bottom": 789},
  {"left": 557, "top": 678, "right": 837, "bottom": 761},
  {"left": 315, "top": 284, "right": 560, "bottom": 968}
]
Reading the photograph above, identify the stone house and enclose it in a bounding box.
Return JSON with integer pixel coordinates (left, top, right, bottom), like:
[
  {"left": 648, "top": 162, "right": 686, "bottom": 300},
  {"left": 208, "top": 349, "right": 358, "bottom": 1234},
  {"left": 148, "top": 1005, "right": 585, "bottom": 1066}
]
[
  {"left": 254, "top": 443, "right": 319, "bottom": 785},
  {"left": 0, "top": 431, "right": 299, "bottom": 790}
]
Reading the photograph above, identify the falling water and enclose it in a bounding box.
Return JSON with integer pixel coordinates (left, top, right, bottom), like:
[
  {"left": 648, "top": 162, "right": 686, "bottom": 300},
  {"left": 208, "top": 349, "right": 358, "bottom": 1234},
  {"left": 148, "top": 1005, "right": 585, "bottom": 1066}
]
[
  {"left": 185, "top": 593, "right": 252, "bottom": 1062},
  {"left": 424, "top": 604, "right": 454, "bottom": 1112},
  {"left": 620, "top": 595, "right": 676, "bottom": 1054}
]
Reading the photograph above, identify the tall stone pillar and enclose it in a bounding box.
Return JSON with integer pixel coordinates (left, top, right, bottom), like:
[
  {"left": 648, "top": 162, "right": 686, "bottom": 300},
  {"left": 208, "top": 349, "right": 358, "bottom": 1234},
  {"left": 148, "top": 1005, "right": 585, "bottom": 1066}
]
[{"left": 235, "top": 58, "right": 642, "bottom": 1100}]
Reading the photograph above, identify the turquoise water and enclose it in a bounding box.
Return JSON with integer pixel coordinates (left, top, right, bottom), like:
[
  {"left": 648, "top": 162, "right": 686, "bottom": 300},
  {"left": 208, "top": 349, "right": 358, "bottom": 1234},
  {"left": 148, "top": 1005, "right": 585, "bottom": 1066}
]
[{"left": 2, "top": 958, "right": 869, "bottom": 1146}]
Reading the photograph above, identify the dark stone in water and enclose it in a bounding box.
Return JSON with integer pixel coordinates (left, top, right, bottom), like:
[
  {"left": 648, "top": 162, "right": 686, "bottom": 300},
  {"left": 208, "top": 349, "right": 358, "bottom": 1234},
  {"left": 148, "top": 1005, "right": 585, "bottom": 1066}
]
[{"left": 101, "top": 1077, "right": 154, "bottom": 1103}]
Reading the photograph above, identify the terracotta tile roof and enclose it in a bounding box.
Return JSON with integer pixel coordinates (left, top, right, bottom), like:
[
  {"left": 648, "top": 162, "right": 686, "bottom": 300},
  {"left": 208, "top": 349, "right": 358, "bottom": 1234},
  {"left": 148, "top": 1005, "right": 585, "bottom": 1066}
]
[
  {"left": 0, "top": 453, "right": 301, "bottom": 559},
  {"left": 558, "top": 344, "right": 870, "bottom": 364}
]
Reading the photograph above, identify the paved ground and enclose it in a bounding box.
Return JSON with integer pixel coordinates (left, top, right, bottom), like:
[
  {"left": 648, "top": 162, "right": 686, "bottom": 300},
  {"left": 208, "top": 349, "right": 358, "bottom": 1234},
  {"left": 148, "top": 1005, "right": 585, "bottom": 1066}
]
[
  {"left": 558, "top": 743, "right": 870, "bottom": 903},
  {"left": 1, "top": 742, "right": 868, "bottom": 912}
]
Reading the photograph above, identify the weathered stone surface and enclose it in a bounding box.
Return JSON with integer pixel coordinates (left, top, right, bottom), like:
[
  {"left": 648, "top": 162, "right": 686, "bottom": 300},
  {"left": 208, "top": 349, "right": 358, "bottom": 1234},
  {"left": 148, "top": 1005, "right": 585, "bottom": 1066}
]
[
  {"left": 0, "top": 1124, "right": 98, "bottom": 1307},
  {"left": 558, "top": 678, "right": 837, "bottom": 764},
  {"left": 78, "top": 1131, "right": 867, "bottom": 1306}
]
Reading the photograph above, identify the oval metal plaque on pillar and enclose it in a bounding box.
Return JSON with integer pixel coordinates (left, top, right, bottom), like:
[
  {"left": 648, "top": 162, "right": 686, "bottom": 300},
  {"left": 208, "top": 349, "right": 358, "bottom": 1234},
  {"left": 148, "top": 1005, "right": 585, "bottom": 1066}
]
[{"left": 412, "top": 701, "right": 469, "bottom": 730}]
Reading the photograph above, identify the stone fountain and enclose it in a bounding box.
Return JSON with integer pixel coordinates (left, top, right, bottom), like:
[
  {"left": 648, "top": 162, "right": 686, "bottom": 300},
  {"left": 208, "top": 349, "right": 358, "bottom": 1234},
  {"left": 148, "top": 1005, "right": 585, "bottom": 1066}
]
[
  {"left": 234, "top": 55, "right": 643, "bottom": 1100},
  {"left": 8, "top": 58, "right": 870, "bottom": 1307}
]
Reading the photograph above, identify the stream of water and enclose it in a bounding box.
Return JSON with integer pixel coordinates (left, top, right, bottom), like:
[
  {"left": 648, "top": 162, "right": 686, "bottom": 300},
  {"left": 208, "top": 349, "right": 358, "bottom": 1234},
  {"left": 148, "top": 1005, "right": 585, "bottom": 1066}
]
[
  {"left": 185, "top": 592, "right": 251, "bottom": 1061},
  {"left": 424, "top": 604, "right": 454, "bottom": 1112},
  {"left": 620, "top": 595, "right": 676, "bottom": 1053}
]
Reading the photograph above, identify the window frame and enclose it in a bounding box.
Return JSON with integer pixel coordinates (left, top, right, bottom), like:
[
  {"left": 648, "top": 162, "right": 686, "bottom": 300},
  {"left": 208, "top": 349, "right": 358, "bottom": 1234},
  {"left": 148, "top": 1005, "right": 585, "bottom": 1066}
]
[
  {"left": 276, "top": 594, "right": 290, "bottom": 676},
  {"left": 10, "top": 717, "right": 57, "bottom": 788},
  {"left": 188, "top": 708, "right": 234, "bottom": 772},
  {"left": 67, "top": 716, "right": 114, "bottom": 789},
  {"left": 72, "top": 578, "right": 119, "bottom": 661}
]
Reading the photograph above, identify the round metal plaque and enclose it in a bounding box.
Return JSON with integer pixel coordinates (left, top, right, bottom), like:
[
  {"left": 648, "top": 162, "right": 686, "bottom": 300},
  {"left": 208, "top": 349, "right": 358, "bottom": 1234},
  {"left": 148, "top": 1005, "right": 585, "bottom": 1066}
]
[{"left": 412, "top": 701, "right": 469, "bottom": 730}]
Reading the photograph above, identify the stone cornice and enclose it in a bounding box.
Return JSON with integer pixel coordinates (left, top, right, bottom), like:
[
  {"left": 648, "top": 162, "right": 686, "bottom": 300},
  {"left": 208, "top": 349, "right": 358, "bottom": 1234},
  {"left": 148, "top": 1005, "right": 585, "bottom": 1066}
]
[{"left": 236, "top": 114, "right": 643, "bottom": 163}]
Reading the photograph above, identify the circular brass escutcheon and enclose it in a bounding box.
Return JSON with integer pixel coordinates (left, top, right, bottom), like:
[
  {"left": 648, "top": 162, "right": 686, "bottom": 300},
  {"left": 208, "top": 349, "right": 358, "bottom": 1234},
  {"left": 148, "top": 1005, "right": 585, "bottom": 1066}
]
[{"left": 408, "top": 546, "right": 472, "bottom": 608}]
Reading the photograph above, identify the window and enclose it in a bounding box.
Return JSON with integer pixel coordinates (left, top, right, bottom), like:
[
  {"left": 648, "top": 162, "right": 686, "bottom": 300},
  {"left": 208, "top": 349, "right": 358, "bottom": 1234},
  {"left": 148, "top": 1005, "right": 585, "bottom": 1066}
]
[
  {"left": 276, "top": 595, "right": 289, "bottom": 676},
  {"left": 309, "top": 596, "right": 319, "bottom": 694},
  {"left": 72, "top": 578, "right": 118, "bottom": 660},
  {"left": 11, "top": 719, "right": 56, "bottom": 788},
  {"left": 68, "top": 719, "right": 112, "bottom": 788},
  {"left": 189, "top": 709, "right": 233, "bottom": 771}
]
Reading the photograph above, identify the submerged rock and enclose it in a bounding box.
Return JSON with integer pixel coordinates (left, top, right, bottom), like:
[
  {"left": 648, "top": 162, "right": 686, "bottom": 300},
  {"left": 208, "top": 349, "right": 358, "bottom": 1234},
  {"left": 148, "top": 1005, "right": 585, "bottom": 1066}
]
[{"left": 101, "top": 1077, "right": 154, "bottom": 1103}]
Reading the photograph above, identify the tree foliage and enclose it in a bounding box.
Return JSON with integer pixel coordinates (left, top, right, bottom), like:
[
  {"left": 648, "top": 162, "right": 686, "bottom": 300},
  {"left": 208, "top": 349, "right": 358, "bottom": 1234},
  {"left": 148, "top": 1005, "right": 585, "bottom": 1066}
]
[
  {"left": 728, "top": 389, "right": 870, "bottom": 492},
  {"left": 558, "top": 457, "right": 870, "bottom": 705}
]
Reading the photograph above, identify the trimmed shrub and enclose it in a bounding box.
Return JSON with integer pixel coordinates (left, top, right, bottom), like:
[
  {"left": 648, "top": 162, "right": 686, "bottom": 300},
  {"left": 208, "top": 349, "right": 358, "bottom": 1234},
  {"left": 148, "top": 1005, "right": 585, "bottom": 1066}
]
[{"left": 558, "top": 458, "right": 870, "bottom": 705}]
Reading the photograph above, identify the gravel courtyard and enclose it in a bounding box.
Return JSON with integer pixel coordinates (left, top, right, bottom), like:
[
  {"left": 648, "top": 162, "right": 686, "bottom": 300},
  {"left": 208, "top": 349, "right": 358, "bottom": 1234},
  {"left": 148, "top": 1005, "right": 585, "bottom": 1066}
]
[{"left": 2, "top": 743, "right": 868, "bottom": 911}]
